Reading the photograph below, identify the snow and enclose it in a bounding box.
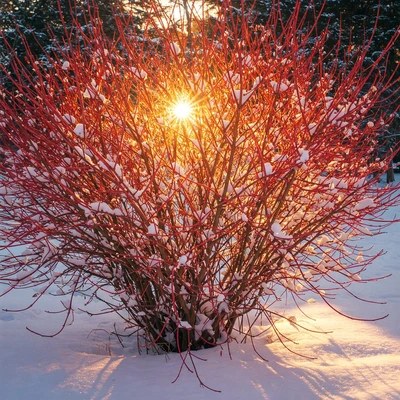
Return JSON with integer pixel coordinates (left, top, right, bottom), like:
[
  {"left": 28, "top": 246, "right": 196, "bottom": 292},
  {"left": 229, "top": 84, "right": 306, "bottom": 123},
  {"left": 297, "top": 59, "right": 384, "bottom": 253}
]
[
  {"left": 147, "top": 223, "right": 158, "bottom": 235},
  {"left": 130, "top": 67, "right": 148, "bottom": 79},
  {"left": 263, "top": 162, "right": 273, "bottom": 176},
  {"left": 355, "top": 198, "right": 375, "bottom": 211},
  {"left": 178, "top": 254, "right": 188, "bottom": 265},
  {"left": 222, "top": 119, "right": 230, "bottom": 129},
  {"left": 271, "top": 221, "right": 293, "bottom": 240},
  {"left": 298, "top": 148, "right": 309, "bottom": 164},
  {"left": 172, "top": 162, "right": 185, "bottom": 176},
  {"left": 73, "top": 123, "right": 85, "bottom": 138},
  {"left": 233, "top": 88, "right": 253, "bottom": 105},
  {"left": 270, "top": 80, "right": 289, "bottom": 93},
  {"left": 63, "top": 114, "right": 76, "bottom": 125},
  {"left": 178, "top": 321, "right": 192, "bottom": 330},
  {"left": 169, "top": 42, "right": 181, "bottom": 55},
  {"left": 224, "top": 70, "right": 241, "bottom": 86},
  {"left": 1, "top": 195, "right": 400, "bottom": 399}
]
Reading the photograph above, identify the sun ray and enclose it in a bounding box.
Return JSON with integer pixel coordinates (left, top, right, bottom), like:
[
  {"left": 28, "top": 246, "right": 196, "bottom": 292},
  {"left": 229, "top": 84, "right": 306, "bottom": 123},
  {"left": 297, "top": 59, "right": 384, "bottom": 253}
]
[{"left": 173, "top": 101, "right": 193, "bottom": 120}]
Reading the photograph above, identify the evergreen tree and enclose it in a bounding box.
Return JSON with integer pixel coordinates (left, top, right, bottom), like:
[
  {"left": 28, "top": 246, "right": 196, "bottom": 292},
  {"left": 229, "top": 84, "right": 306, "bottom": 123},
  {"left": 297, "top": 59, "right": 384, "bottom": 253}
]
[
  {"left": 232, "top": 0, "right": 400, "bottom": 148},
  {"left": 233, "top": 0, "right": 399, "bottom": 73},
  {"left": 0, "top": 1, "right": 142, "bottom": 86}
]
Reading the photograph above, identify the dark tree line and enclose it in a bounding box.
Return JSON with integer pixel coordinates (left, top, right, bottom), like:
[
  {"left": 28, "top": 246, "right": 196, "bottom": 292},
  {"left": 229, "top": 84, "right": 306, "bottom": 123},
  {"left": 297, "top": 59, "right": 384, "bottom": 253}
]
[
  {"left": 235, "top": 1, "right": 399, "bottom": 72},
  {"left": 1, "top": 1, "right": 398, "bottom": 75},
  {"left": 231, "top": 0, "right": 400, "bottom": 155},
  {"left": 1, "top": 0, "right": 399, "bottom": 143},
  {"left": 0, "top": 1, "right": 143, "bottom": 83}
]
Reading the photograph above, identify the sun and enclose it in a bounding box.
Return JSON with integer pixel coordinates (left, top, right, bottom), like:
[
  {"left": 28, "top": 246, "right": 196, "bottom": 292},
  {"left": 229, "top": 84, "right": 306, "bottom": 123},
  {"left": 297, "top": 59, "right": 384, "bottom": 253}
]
[{"left": 173, "top": 101, "right": 192, "bottom": 120}]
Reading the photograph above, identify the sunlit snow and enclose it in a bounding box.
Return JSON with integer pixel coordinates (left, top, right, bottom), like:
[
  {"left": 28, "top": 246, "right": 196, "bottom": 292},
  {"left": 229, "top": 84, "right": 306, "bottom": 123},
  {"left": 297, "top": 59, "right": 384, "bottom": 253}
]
[{"left": 1, "top": 189, "right": 400, "bottom": 400}]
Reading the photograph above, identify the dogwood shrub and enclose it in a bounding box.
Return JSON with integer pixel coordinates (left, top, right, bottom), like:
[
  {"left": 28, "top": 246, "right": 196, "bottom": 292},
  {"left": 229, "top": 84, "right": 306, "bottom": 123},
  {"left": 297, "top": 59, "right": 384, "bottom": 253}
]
[{"left": 0, "top": 0, "right": 399, "bottom": 378}]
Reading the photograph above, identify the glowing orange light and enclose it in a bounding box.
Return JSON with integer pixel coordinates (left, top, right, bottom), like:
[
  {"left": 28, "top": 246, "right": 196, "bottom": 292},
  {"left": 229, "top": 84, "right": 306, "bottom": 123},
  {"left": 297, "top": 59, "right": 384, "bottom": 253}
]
[{"left": 173, "top": 101, "right": 192, "bottom": 120}]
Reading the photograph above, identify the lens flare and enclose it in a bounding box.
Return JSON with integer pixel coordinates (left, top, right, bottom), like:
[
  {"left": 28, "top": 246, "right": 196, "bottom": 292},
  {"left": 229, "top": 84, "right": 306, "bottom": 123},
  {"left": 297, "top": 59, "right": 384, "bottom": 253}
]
[{"left": 173, "top": 101, "right": 192, "bottom": 120}]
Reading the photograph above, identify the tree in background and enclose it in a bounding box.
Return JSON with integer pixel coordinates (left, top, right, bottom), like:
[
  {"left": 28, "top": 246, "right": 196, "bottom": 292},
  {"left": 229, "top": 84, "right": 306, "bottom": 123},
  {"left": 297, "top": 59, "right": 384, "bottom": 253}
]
[
  {"left": 0, "top": 0, "right": 145, "bottom": 87},
  {"left": 238, "top": 0, "right": 400, "bottom": 147},
  {"left": 237, "top": 0, "right": 399, "bottom": 70},
  {"left": 0, "top": 0, "right": 399, "bottom": 386}
]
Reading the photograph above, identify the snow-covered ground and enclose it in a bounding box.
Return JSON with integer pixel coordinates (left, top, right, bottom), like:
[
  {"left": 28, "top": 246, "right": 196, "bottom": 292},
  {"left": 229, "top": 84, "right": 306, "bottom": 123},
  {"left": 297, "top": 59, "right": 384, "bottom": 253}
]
[{"left": 1, "top": 199, "right": 400, "bottom": 399}]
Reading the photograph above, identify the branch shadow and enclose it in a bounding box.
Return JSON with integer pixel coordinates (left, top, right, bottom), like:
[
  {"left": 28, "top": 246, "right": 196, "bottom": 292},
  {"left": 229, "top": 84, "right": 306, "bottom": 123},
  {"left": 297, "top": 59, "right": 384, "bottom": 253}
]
[{"left": 52, "top": 323, "right": 400, "bottom": 400}]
